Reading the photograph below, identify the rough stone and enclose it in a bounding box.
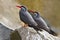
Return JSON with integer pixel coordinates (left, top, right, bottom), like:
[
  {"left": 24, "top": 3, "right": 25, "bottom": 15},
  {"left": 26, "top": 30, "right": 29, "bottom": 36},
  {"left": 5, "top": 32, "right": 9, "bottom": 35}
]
[{"left": 10, "top": 27, "right": 60, "bottom": 40}]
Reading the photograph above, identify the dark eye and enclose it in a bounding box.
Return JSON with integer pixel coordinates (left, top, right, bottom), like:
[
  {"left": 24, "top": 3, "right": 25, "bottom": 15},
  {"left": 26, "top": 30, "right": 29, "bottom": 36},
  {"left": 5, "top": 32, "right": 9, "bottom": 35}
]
[{"left": 34, "top": 13, "right": 37, "bottom": 17}]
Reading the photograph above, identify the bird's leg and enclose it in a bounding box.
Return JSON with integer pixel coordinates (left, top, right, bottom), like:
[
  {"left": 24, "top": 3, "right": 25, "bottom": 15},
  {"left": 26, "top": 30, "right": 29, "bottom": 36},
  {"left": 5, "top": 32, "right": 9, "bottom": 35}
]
[{"left": 24, "top": 23, "right": 28, "bottom": 27}]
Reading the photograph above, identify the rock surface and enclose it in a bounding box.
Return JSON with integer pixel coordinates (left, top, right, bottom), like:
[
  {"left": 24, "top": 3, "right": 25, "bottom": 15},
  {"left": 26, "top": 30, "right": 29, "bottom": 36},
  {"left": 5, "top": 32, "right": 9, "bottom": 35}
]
[
  {"left": 0, "top": 23, "right": 12, "bottom": 40},
  {"left": 10, "top": 27, "right": 60, "bottom": 40}
]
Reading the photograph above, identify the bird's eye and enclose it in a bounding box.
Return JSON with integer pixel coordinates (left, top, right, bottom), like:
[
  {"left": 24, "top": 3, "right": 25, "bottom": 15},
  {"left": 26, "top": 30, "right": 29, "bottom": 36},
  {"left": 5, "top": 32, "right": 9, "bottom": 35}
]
[
  {"left": 34, "top": 13, "right": 37, "bottom": 17},
  {"left": 23, "top": 7, "right": 25, "bottom": 10}
]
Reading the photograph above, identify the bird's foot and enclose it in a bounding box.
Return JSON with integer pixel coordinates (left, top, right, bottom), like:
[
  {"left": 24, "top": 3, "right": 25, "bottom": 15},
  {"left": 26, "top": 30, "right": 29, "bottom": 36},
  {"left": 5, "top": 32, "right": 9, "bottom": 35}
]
[{"left": 24, "top": 24, "right": 28, "bottom": 27}]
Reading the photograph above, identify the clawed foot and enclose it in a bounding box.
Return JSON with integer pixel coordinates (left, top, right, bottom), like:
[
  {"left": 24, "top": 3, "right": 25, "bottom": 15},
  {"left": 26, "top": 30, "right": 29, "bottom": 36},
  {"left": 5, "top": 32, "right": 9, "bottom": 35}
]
[{"left": 23, "top": 24, "right": 28, "bottom": 27}]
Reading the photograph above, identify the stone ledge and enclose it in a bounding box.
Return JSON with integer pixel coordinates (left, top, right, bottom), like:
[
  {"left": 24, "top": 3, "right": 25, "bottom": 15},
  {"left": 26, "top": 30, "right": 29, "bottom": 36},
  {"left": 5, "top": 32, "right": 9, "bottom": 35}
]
[{"left": 10, "top": 27, "right": 60, "bottom": 40}]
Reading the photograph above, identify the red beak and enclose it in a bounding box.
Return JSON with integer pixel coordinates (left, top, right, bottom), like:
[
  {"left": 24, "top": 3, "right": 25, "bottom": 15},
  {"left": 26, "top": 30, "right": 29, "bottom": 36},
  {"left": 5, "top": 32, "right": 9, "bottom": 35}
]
[
  {"left": 28, "top": 10, "right": 34, "bottom": 13},
  {"left": 16, "top": 6, "right": 22, "bottom": 8}
]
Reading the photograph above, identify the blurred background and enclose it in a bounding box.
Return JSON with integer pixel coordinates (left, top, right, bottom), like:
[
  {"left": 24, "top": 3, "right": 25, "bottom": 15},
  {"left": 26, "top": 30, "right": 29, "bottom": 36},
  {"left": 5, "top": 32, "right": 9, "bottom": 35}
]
[{"left": 0, "top": 0, "right": 60, "bottom": 36}]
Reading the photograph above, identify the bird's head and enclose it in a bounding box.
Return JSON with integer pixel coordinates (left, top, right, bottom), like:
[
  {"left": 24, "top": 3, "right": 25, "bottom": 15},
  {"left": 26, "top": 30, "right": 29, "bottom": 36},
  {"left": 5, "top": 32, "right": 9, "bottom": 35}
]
[
  {"left": 28, "top": 10, "right": 40, "bottom": 17},
  {"left": 16, "top": 5, "right": 27, "bottom": 11},
  {"left": 33, "top": 11, "right": 40, "bottom": 17},
  {"left": 34, "top": 11, "right": 39, "bottom": 15}
]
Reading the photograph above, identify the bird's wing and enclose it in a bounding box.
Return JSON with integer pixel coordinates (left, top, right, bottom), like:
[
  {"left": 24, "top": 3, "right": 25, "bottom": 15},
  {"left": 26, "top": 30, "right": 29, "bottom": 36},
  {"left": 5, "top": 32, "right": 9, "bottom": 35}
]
[
  {"left": 20, "top": 11, "right": 38, "bottom": 26},
  {"left": 25, "top": 11, "right": 38, "bottom": 26},
  {"left": 34, "top": 16, "right": 50, "bottom": 30}
]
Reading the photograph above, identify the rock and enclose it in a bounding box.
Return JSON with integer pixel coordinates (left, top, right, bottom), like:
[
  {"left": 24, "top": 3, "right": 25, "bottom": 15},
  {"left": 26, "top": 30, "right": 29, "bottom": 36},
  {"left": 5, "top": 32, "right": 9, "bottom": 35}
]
[
  {"left": 10, "top": 27, "right": 60, "bottom": 40},
  {"left": 10, "top": 30, "right": 22, "bottom": 40},
  {"left": 0, "top": 23, "right": 12, "bottom": 40}
]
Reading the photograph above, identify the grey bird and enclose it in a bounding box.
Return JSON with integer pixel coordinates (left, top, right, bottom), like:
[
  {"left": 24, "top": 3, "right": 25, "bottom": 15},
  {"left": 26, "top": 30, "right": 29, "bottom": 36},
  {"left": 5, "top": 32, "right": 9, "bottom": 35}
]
[
  {"left": 28, "top": 10, "right": 57, "bottom": 36},
  {"left": 16, "top": 6, "right": 42, "bottom": 31}
]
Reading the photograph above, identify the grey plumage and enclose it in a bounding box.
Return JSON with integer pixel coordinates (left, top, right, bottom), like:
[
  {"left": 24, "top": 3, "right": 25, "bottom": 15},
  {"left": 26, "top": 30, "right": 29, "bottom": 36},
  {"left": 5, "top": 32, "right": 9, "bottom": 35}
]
[
  {"left": 29, "top": 11, "right": 57, "bottom": 36},
  {"left": 19, "top": 6, "right": 42, "bottom": 31},
  {"left": 19, "top": 6, "right": 37, "bottom": 26},
  {"left": 32, "top": 12, "right": 50, "bottom": 31},
  {"left": 17, "top": 5, "right": 57, "bottom": 36}
]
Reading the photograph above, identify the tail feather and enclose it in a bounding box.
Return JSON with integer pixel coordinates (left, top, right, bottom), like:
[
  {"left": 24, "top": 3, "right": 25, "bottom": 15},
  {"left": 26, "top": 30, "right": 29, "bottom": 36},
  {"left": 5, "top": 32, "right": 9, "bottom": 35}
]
[{"left": 50, "top": 30, "right": 58, "bottom": 36}]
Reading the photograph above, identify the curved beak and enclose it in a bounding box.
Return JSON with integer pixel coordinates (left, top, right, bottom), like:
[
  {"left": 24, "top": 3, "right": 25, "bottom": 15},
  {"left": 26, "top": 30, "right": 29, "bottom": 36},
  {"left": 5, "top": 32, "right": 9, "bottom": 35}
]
[
  {"left": 16, "top": 6, "right": 22, "bottom": 8},
  {"left": 28, "top": 10, "right": 34, "bottom": 13}
]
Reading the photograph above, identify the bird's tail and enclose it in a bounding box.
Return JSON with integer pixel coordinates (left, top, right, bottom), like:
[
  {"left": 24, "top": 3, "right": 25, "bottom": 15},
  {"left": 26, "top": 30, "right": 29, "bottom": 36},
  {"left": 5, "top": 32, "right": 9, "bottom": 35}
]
[{"left": 49, "top": 30, "right": 58, "bottom": 36}]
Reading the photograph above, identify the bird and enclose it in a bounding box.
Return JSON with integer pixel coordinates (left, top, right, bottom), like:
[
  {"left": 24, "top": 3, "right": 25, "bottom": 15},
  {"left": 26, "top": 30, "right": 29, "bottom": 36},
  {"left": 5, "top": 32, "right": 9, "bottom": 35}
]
[
  {"left": 28, "top": 10, "right": 57, "bottom": 36},
  {"left": 16, "top": 5, "right": 42, "bottom": 31}
]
